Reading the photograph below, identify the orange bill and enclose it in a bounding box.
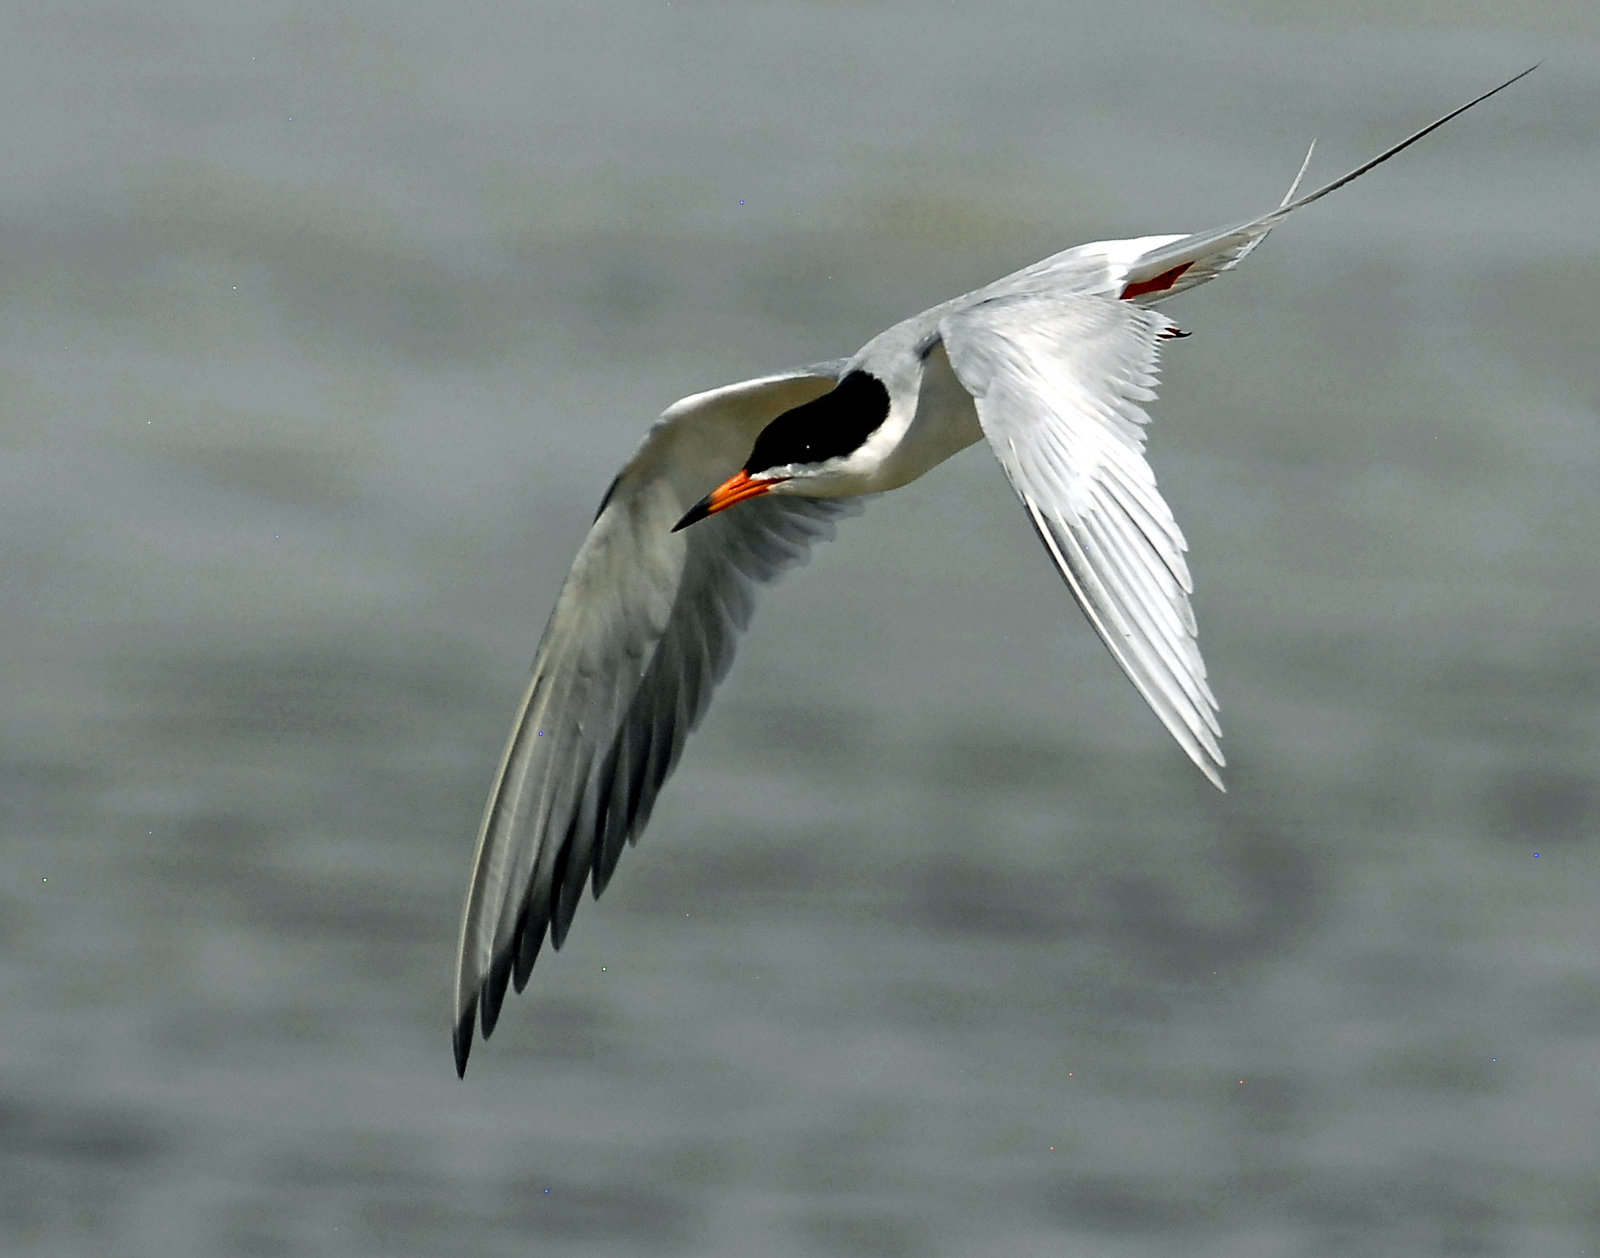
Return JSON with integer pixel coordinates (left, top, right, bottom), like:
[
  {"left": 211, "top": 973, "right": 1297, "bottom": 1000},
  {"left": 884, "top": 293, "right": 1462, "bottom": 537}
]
[{"left": 672, "top": 470, "right": 788, "bottom": 532}]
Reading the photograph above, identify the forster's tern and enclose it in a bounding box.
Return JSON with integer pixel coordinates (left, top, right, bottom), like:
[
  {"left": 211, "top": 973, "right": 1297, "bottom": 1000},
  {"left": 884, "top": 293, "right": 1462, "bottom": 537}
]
[{"left": 453, "top": 68, "right": 1535, "bottom": 1075}]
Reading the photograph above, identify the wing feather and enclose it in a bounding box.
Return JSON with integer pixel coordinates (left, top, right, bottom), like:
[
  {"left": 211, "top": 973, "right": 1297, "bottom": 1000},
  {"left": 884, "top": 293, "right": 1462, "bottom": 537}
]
[
  {"left": 453, "top": 366, "right": 860, "bottom": 1075},
  {"left": 940, "top": 294, "right": 1225, "bottom": 788}
]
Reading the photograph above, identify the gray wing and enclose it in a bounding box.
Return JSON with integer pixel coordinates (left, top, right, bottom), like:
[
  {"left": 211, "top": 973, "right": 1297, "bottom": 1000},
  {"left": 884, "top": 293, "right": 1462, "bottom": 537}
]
[
  {"left": 939, "top": 293, "right": 1225, "bottom": 788},
  {"left": 454, "top": 366, "right": 860, "bottom": 1075}
]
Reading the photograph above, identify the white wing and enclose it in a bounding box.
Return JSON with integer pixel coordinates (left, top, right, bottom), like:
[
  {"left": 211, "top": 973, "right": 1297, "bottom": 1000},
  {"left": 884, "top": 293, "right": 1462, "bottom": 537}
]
[
  {"left": 453, "top": 366, "right": 860, "bottom": 1075},
  {"left": 939, "top": 293, "right": 1224, "bottom": 788}
]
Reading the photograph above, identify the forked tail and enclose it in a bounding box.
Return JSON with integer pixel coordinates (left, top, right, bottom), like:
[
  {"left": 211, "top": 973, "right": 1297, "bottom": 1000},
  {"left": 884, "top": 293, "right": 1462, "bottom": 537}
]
[{"left": 1117, "top": 64, "right": 1539, "bottom": 306}]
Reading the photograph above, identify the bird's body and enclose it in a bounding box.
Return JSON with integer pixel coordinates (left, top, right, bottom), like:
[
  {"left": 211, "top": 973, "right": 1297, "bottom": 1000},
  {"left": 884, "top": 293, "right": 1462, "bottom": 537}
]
[{"left": 452, "top": 69, "right": 1535, "bottom": 1076}]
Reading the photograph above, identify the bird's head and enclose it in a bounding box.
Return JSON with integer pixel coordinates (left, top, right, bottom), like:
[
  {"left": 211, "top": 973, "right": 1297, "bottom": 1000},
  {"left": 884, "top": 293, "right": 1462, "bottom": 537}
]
[{"left": 673, "top": 370, "right": 890, "bottom": 531}]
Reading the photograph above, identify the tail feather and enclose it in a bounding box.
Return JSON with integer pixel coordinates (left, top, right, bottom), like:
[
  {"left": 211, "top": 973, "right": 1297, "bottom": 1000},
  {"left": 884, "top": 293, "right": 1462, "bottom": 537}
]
[
  {"left": 1118, "top": 65, "right": 1537, "bottom": 306},
  {"left": 1280, "top": 140, "right": 1316, "bottom": 209}
]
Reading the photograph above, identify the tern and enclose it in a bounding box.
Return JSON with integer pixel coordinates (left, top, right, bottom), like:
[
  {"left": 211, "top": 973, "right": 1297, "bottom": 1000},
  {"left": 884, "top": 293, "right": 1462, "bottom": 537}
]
[{"left": 453, "top": 68, "right": 1535, "bottom": 1076}]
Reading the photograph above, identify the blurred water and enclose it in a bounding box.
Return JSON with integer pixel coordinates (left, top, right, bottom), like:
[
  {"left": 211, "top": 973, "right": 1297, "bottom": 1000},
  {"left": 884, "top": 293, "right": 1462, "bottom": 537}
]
[{"left": 2, "top": 3, "right": 1597, "bottom": 1255}]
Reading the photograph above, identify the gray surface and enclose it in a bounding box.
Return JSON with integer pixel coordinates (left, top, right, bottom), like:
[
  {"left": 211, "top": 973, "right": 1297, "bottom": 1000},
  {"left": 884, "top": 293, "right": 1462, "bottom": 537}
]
[{"left": 3, "top": 3, "right": 1597, "bottom": 1255}]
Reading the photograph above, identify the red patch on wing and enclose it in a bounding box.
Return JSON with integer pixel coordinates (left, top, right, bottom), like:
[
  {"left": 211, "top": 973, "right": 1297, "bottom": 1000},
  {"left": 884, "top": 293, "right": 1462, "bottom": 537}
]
[{"left": 1120, "top": 261, "right": 1194, "bottom": 301}]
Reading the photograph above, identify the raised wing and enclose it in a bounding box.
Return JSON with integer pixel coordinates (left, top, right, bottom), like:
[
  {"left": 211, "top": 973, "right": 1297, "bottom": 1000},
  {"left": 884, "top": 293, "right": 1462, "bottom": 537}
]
[
  {"left": 939, "top": 293, "right": 1224, "bottom": 787},
  {"left": 454, "top": 366, "right": 860, "bottom": 1076},
  {"left": 932, "top": 71, "right": 1537, "bottom": 784}
]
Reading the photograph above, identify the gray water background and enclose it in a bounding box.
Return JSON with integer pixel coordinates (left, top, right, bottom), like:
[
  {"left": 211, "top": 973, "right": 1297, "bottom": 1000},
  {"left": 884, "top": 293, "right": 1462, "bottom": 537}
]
[{"left": 3, "top": 3, "right": 1597, "bottom": 1254}]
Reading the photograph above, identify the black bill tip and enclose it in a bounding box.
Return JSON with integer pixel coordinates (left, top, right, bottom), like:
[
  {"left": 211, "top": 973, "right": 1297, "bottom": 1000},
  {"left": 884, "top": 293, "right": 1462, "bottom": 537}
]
[{"left": 672, "top": 497, "right": 713, "bottom": 532}]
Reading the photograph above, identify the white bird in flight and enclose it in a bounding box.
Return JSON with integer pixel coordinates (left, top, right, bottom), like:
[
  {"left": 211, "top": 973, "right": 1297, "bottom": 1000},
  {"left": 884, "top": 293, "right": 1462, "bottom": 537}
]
[{"left": 453, "top": 68, "right": 1535, "bottom": 1075}]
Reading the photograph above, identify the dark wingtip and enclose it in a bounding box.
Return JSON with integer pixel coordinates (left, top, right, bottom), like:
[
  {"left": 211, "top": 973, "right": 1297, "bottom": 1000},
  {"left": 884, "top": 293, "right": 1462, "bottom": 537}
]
[
  {"left": 672, "top": 496, "right": 713, "bottom": 533},
  {"left": 512, "top": 907, "right": 544, "bottom": 993},
  {"left": 480, "top": 949, "right": 513, "bottom": 1040},
  {"left": 453, "top": 997, "right": 476, "bottom": 1078}
]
